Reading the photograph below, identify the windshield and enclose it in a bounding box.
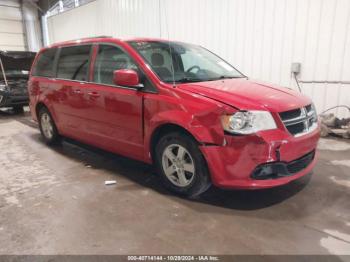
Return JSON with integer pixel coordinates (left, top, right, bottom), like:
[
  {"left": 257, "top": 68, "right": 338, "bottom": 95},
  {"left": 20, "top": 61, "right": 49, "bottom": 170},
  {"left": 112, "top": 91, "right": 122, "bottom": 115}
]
[{"left": 129, "top": 41, "right": 244, "bottom": 83}]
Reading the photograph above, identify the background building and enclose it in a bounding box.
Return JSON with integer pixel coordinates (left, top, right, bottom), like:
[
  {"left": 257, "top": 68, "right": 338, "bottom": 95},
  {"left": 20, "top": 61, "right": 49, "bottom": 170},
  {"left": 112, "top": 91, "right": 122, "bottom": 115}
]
[{"left": 44, "top": 0, "right": 350, "bottom": 117}]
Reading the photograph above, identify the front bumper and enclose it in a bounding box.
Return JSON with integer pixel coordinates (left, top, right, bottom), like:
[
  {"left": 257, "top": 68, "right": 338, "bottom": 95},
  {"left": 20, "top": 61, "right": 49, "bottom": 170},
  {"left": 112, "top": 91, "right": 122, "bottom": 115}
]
[
  {"left": 0, "top": 90, "right": 29, "bottom": 108},
  {"left": 200, "top": 126, "right": 320, "bottom": 189}
]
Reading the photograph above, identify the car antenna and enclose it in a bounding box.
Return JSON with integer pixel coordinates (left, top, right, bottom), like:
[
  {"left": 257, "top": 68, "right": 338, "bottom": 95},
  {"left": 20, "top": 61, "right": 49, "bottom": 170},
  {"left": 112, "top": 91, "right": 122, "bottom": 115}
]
[{"left": 163, "top": 2, "right": 176, "bottom": 88}]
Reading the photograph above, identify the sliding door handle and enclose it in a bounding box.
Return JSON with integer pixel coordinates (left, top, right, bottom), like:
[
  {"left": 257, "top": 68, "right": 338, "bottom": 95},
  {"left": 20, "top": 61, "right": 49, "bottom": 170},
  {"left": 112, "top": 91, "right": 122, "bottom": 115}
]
[{"left": 87, "top": 91, "right": 100, "bottom": 98}]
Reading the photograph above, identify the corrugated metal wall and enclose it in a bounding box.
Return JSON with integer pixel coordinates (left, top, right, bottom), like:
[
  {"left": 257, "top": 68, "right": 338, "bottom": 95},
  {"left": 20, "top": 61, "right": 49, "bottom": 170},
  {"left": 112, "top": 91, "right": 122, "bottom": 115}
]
[
  {"left": 22, "top": 1, "right": 42, "bottom": 51},
  {"left": 47, "top": 0, "right": 350, "bottom": 117},
  {"left": 0, "top": 0, "right": 26, "bottom": 51},
  {"left": 0, "top": 0, "right": 42, "bottom": 51}
]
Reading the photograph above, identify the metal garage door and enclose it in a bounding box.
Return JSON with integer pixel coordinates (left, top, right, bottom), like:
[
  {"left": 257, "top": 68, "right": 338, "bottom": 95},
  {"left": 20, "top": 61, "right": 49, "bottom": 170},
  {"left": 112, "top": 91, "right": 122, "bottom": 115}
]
[{"left": 0, "top": 0, "right": 26, "bottom": 51}]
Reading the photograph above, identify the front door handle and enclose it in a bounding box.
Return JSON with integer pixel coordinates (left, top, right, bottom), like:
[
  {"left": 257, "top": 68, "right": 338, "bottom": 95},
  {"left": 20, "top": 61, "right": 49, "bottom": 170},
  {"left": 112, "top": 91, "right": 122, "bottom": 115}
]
[
  {"left": 88, "top": 91, "right": 100, "bottom": 98},
  {"left": 73, "top": 89, "right": 82, "bottom": 94}
]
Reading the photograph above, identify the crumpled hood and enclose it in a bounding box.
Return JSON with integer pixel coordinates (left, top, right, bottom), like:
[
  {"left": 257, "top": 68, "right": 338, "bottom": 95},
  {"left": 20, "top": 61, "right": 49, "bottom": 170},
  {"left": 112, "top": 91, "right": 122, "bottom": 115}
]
[{"left": 178, "top": 78, "right": 311, "bottom": 112}]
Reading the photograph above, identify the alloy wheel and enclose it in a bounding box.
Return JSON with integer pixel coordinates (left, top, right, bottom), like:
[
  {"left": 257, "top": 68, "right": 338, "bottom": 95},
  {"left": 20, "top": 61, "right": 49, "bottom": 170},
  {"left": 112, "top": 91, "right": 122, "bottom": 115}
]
[
  {"left": 161, "top": 144, "right": 195, "bottom": 187},
  {"left": 41, "top": 113, "right": 54, "bottom": 139}
]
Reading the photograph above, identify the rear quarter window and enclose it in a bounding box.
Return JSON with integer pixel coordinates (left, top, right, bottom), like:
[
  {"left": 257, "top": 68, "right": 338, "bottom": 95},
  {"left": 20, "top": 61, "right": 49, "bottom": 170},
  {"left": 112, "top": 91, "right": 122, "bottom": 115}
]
[{"left": 32, "top": 48, "right": 57, "bottom": 77}]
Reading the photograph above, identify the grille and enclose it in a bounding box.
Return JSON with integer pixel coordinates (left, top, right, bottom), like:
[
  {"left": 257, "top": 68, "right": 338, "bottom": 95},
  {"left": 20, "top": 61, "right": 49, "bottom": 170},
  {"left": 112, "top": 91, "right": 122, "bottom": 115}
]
[
  {"left": 287, "top": 150, "right": 315, "bottom": 174},
  {"left": 279, "top": 108, "right": 301, "bottom": 120},
  {"left": 279, "top": 104, "right": 318, "bottom": 136}
]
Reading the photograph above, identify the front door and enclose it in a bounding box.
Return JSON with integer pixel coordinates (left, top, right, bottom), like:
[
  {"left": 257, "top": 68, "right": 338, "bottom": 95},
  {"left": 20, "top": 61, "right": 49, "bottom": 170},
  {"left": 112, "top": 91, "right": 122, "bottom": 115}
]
[{"left": 84, "top": 44, "right": 144, "bottom": 160}]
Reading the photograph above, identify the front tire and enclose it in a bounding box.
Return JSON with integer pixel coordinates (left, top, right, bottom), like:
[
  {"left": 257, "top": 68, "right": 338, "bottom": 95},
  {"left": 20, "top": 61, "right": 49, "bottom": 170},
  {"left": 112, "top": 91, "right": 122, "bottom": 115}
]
[
  {"left": 38, "top": 107, "right": 61, "bottom": 145},
  {"left": 155, "top": 132, "right": 211, "bottom": 197}
]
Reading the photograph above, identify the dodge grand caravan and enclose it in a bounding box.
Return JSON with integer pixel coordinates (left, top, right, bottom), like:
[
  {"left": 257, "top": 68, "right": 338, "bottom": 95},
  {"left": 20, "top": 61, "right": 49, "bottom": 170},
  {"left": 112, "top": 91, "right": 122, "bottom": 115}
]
[{"left": 28, "top": 37, "right": 320, "bottom": 196}]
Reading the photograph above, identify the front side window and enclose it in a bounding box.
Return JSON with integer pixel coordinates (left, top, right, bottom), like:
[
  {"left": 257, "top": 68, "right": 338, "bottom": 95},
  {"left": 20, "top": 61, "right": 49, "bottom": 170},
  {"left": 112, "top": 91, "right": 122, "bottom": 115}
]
[
  {"left": 56, "top": 45, "right": 91, "bottom": 81},
  {"left": 93, "top": 44, "right": 137, "bottom": 85},
  {"left": 32, "top": 48, "right": 57, "bottom": 77},
  {"left": 129, "top": 41, "right": 244, "bottom": 83}
]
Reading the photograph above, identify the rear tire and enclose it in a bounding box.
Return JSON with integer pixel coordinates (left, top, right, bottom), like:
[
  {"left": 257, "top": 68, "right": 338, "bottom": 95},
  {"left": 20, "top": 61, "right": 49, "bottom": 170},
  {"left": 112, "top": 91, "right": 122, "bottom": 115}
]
[
  {"left": 38, "top": 107, "right": 61, "bottom": 145},
  {"left": 155, "top": 132, "right": 211, "bottom": 197}
]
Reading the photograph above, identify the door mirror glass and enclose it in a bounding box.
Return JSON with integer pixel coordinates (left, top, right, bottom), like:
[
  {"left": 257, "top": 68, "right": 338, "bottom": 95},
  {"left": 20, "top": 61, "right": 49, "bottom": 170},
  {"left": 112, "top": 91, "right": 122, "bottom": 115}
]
[{"left": 113, "top": 69, "right": 141, "bottom": 88}]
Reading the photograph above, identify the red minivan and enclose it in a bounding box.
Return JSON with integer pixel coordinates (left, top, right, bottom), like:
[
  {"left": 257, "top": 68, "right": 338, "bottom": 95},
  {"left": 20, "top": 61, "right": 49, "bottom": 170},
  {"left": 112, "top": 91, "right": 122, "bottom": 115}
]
[{"left": 28, "top": 36, "right": 320, "bottom": 197}]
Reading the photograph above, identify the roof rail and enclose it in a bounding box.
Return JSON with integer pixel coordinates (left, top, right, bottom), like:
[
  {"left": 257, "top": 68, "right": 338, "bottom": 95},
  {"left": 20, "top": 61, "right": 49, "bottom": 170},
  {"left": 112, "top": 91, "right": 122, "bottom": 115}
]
[
  {"left": 84, "top": 35, "right": 112, "bottom": 39},
  {"left": 67, "top": 36, "right": 113, "bottom": 42}
]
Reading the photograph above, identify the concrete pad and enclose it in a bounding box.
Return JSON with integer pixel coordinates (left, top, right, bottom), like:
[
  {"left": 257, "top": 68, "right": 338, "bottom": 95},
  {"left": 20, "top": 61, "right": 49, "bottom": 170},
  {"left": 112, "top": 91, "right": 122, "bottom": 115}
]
[{"left": 0, "top": 110, "right": 349, "bottom": 255}]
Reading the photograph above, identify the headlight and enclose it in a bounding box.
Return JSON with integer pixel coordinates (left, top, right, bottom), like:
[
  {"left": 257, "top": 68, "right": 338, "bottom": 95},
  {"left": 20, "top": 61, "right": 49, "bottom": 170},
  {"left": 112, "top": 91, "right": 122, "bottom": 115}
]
[
  {"left": 221, "top": 111, "right": 277, "bottom": 134},
  {"left": 0, "top": 84, "right": 6, "bottom": 91}
]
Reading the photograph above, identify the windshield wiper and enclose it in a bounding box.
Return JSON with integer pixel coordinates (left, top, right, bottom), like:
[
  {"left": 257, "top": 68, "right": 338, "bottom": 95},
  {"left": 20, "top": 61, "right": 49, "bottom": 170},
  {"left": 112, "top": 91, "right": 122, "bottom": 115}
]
[
  {"left": 165, "top": 76, "right": 246, "bottom": 84},
  {"left": 217, "top": 76, "right": 245, "bottom": 79},
  {"left": 172, "top": 77, "right": 204, "bottom": 83},
  {"left": 208, "top": 76, "right": 246, "bottom": 81}
]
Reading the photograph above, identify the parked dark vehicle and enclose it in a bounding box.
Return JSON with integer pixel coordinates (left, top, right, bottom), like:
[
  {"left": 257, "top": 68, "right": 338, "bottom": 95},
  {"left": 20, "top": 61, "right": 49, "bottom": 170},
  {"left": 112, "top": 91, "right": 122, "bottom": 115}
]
[{"left": 0, "top": 51, "right": 36, "bottom": 112}]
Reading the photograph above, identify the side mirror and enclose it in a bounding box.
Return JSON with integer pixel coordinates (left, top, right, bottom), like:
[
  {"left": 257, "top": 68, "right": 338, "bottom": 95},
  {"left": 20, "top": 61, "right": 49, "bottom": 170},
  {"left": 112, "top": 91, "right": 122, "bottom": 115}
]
[{"left": 113, "top": 69, "right": 142, "bottom": 89}]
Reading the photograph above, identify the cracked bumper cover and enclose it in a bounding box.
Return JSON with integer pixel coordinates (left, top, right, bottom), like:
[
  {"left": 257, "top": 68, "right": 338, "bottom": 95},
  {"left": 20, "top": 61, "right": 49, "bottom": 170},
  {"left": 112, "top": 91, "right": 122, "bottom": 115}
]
[{"left": 199, "top": 126, "right": 320, "bottom": 189}]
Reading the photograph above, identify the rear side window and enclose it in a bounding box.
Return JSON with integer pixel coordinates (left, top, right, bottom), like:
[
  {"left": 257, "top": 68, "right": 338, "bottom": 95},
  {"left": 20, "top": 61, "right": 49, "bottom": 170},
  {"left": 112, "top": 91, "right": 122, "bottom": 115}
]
[
  {"left": 32, "top": 48, "right": 57, "bottom": 77},
  {"left": 57, "top": 45, "right": 91, "bottom": 81}
]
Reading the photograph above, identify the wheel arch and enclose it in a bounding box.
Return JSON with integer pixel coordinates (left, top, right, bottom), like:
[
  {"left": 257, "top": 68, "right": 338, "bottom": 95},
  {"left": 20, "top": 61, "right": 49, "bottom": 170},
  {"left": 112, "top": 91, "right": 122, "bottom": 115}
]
[
  {"left": 150, "top": 122, "right": 213, "bottom": 195},
  {"left": 35, "top": 102, "right": 48, "bottom": 119},
  {"left": 35, "top": 101, "right": 60, "bottom": 130},
  {"left": 149, "top": 123, "right": 199, "bottom": 163}
]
